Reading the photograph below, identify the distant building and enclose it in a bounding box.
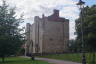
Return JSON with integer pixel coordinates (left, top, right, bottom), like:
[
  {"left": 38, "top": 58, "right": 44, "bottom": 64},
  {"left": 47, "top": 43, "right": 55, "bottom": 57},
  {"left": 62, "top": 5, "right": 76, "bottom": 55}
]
[{"left": 25, "top": 9, "right": 69, "bottom": 54}]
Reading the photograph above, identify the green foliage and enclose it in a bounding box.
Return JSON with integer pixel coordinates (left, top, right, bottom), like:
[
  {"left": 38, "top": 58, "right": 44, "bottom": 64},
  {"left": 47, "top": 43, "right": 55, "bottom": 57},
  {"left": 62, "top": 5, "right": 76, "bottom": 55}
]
[
  {"left": 76, "top": 5, "right": 96, "bottom": 64},
  {"left": 69, "top": 39, "right": 83, "bottom": 52},
  {"left": 0, "top": 0, "right": 24, "bottom": 62},
  {"left": 69, "top": 39, "right": 78, "bottom": 52},
  {"left": 75, "top": 5, "right": 96, "bottom": 52}
]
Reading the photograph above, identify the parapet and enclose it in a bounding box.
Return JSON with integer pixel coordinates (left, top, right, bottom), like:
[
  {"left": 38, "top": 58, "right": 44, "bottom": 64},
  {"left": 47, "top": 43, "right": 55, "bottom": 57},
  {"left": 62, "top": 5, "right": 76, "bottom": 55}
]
[{"left": 34, "top": 9, "right": 68, "bottom": 22}]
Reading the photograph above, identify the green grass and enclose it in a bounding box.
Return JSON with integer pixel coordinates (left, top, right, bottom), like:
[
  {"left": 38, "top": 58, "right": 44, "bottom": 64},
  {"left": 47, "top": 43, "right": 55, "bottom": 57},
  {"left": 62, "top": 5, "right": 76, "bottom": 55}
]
[
  {"left": 0, "top": 57, "right": 50, "bottom": 64},
  {"left": 38, "top": 53, "right": 96, "bottom": 64},
  {"left": 39, "top": 53, "right": 82, "bottom": 63}
]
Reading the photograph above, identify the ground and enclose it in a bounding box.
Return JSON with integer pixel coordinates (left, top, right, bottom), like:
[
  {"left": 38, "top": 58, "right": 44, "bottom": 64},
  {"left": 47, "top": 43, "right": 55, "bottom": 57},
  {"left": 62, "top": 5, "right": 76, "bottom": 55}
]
[
  {"left": 38, "top": 53, "right": 96, "bottom": 64},
  {"left": 36, "top": 57, "right": 81, "bottom": 64},
  {"left": 0, "top": 57, "right": 50, "bottom": 64},
  {"left": 0, "top": 53, "right": 95, "bottom": 64}
]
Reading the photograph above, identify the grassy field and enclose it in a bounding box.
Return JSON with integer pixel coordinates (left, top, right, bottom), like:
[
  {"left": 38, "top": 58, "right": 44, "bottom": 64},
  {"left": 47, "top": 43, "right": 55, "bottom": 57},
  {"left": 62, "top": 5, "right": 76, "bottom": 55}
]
[
  {"left": 0, "top": 57, "right": 50, "bottom": 64},
  {"left": 38, "top": 53, "right": 96, "bottom": 64}
]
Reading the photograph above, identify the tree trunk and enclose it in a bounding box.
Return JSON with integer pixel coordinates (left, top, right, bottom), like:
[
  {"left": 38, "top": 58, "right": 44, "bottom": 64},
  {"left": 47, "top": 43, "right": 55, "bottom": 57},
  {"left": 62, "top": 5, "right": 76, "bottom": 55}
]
[
  {"left": 91, "top": 50, "right": 95, "bottom": 64},
  {"left": 89, "top": 52, "right": 91, "bottom": 64},
  {"left": 92, "top": 52, "right": 95, "bottom": 64},
  {"left": 91, "top": 52, "right": 95, "bottom": 64},
  {"left": 2, "top": 57, "right": 5, "bottom": 63}
]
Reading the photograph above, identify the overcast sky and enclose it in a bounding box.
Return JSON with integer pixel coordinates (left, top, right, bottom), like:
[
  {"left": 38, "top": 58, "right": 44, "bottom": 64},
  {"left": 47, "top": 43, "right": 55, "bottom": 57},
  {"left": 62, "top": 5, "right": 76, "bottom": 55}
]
[{"left": 0, "top": 0, "right": 96, "bottom": 39}]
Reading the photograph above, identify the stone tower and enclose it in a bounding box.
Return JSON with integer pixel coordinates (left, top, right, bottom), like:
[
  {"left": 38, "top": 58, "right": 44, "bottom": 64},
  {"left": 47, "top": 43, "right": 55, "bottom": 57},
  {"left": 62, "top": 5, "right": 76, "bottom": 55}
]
[{"left": 25, "top": 9, "right": 69, "bottom": 54}]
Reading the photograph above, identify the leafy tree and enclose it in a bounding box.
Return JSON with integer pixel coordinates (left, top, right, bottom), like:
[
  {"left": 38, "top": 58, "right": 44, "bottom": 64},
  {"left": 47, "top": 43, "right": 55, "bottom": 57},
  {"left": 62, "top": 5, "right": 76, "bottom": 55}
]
[
  {"left": 0, "top": 0, "right": 24, "bottom": 62},
  {"left": 75, "top": 5, "right": 96, "bottom": 64},
  {"left": 69, "top": 39, "right": 82, "bottom": 53},
  {"left": 68, "top": 39, "right": 76, "bottom": 52}
]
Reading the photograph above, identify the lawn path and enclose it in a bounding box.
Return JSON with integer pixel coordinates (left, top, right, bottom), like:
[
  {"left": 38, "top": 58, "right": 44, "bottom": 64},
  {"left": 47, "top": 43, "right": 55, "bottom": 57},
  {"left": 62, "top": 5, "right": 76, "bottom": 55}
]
[
  {"left": 36, "top": 57, "right": 81, "bottom": 64},
  {"left": 21, "top": 56, "right": 81, "bottom": 64}
]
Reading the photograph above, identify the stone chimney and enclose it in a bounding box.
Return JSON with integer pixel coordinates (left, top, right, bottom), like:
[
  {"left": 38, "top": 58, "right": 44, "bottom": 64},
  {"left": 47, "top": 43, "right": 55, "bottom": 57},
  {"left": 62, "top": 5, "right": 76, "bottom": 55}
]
[{"left": 53, "top": 9, "right": 59, "bottom": 17}]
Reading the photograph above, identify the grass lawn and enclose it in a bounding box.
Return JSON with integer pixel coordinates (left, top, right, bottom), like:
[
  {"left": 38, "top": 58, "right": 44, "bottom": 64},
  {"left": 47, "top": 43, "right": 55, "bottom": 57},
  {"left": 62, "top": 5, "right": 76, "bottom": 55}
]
[
  {"left": 0, "top": 57, "right": 50, "bottom": 64},
  {"left": 38, "top": 53, "right": 96, "bottom": 64}
]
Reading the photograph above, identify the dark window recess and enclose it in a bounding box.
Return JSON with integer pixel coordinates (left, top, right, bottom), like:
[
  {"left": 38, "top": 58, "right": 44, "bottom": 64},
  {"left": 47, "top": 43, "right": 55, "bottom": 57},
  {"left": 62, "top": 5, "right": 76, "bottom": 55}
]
[{"left": 49, "top": 38, "right": 53, "bottom": 41}]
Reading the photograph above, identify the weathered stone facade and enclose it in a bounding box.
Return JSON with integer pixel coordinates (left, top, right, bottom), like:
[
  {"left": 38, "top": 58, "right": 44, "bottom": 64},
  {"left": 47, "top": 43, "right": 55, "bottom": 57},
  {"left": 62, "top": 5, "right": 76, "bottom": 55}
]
[{"left": 25, "top": 10, "right": 69, "bottom": 54}]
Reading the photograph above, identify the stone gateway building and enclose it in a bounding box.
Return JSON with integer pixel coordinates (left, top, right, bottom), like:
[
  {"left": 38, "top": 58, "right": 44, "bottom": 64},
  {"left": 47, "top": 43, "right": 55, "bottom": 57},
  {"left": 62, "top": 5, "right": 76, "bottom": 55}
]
[{"left": 25, "top": 10, "right": 69, "bottom": 55}]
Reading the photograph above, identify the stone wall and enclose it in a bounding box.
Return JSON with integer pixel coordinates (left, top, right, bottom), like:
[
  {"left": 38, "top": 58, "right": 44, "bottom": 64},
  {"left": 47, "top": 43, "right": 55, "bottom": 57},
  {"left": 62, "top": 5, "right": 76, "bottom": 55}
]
[{"left": 42, "top": 21, "right": 64, "bottom": 53}]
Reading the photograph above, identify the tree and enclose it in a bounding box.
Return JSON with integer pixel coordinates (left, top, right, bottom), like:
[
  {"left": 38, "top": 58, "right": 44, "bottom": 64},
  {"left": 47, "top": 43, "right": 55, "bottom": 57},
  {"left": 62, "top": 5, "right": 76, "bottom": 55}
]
[
  {"left": 68, "top": 39, "right": 82, "bottom": 53},
  {"left": 0, "top": 0, "right": 24, "bottom": 62},
  {"left": 75, "top": 5, "right": 96, "bottom": 64},
  {"left": 68, "top": 39, "right": 76, "bottom": 52}
]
